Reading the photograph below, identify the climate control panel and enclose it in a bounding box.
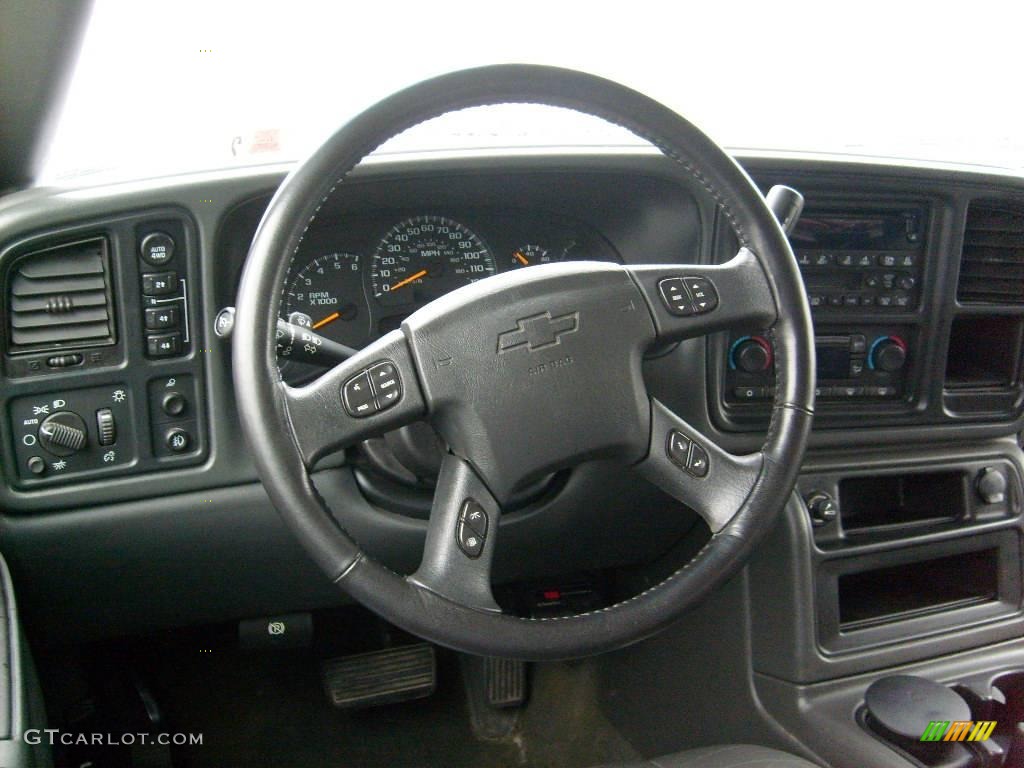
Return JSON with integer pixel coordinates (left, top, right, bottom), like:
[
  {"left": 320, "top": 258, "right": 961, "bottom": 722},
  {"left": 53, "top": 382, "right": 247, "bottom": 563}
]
[{"left": 725, "top": 326, "right": 913, "bottom": 404}]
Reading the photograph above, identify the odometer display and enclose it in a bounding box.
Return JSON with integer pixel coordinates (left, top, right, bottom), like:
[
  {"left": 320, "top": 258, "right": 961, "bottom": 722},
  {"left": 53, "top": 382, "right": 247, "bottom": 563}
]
[{"left": 371, "top": 216, "right": 496, "bottom": 307}]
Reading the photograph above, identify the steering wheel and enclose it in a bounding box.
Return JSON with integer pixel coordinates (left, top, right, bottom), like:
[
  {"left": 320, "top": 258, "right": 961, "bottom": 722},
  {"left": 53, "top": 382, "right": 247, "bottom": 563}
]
[{"left": 233, "top": 65, "right": 814, "bottom": 660}]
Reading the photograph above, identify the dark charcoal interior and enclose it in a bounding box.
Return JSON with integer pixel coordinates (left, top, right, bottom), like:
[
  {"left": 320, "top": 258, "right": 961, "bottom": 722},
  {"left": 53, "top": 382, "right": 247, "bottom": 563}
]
[{"left": 1, "top": 5, "right": 1023, "bottom": 768}]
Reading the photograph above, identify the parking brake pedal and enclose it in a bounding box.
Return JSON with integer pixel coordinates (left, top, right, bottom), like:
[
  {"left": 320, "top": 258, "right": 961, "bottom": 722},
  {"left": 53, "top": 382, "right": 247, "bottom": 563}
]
[{"left": 322, "top": 644, "right": 436, "bottom": 709}]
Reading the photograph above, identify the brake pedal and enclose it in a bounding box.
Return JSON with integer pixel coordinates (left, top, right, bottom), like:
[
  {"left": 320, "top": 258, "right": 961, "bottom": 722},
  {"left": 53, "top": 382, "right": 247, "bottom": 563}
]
[{"left": 322, "top": 644, "right": 436, "bottom": 709}]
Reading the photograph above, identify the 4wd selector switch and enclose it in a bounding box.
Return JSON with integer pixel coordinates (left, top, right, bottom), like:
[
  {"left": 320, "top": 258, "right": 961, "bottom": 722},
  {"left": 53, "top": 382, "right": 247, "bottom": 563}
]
[{"left": 38, "top": 412, "right": 88, "bottom": 456}]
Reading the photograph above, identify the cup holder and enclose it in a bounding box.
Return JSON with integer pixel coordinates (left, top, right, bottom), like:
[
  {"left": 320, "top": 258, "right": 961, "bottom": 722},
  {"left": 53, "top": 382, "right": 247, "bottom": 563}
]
[{"left": 860, "top": 671, "right": 1024, "bottom": 768}]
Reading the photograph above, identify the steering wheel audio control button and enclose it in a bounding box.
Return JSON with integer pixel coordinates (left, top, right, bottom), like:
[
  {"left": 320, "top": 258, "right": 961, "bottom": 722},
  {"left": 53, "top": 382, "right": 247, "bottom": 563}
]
[
  {"left": 343, "top": 372, "right": 377, "bottom": 417},
  {"left": 666, "top": 430, "right": 692, "bottom": 469},
  {"left": 686, "top": 444, "right": 710, "bottom": 478},
  {"left": 657, "top": 276, "right": 720, "bottom": 317},
  {"left": 684, "top": 277, "right": 719, "bottom": 313},
  {"left": 665, "top": 430, "right": 710, "bottom": 478},
  {"left": 368, "top": 361, "right": 402, "bottom": 411},
  {"left": 658, "top": 278, "right": 695, "bottom": 316}
]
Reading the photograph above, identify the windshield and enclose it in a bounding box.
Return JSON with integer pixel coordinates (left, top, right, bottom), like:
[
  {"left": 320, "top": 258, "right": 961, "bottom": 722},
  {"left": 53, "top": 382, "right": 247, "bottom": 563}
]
[{"left": 39, "top": 0, "right": 1024, "bottom": 184}]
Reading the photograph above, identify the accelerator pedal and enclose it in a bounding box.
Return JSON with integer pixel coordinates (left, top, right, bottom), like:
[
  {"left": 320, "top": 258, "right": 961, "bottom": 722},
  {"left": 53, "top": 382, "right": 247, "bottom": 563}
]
[
  {"left": 322, "top": 643, "right": 436, "bottom": 709},
  {"left": 484, "top": 656, "right": 527, "bottom": 708},
  {"left": 461, "top": 655, "right": 528, "bottom": 742}
]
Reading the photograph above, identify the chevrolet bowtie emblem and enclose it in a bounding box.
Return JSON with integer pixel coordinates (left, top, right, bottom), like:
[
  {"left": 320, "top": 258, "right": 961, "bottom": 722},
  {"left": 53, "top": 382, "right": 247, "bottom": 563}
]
[{"left": 497, "top": 311, "right": 579, "bottom": 353}]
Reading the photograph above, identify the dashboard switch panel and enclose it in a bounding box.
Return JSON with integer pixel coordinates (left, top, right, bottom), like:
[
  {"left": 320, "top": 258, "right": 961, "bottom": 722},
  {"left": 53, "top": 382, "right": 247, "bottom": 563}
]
[{"left": 9, "top": 384, "right": 136, "bottom": 482}]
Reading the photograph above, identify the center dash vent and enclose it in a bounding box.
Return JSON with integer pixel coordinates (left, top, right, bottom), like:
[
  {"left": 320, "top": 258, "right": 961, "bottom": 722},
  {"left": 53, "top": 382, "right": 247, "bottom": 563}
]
[
  {"left": 958, "top": 202, "right": 1024, "bottom": 304},
  {"left": 7, "top": 237, "right": 116, "bottom": 354}
]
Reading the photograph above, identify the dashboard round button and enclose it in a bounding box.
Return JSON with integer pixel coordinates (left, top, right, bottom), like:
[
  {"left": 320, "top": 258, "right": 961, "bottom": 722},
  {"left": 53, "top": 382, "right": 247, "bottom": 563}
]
[
  {"left": 140, "top": 232, "right": 175, "bottom": 266},
  {"left": 162, "top": 392, "right": 187, "bottom": 417},
  {"left": 165, "top": 427, "right": 191, "bottom": 453},
  {"left": 27, "top": 456, "right": 46, "bottom": 475}
]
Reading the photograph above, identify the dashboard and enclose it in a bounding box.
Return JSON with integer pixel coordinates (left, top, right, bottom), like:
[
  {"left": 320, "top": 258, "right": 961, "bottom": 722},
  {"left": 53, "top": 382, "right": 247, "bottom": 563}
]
[{"left": 1, "top": 153, "right": 1023, "bottom": 661}]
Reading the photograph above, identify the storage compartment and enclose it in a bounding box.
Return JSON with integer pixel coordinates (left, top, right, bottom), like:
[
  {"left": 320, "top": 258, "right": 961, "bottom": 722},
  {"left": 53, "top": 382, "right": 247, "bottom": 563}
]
[
  {"left": 838, "top": 549, "right": 999, "bottom": 631},
  {"left": 945, "top": 315, "right": 1023, "bottom": 389},
  {"left": 839, "top": 471, "right": 966, "bottom": 531}
]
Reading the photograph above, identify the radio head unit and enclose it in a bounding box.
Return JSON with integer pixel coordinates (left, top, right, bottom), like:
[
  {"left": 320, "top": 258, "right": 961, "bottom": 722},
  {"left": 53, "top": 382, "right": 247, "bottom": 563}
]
[{"left": 789, "top": 207, "right": 926, "bottom": 311}]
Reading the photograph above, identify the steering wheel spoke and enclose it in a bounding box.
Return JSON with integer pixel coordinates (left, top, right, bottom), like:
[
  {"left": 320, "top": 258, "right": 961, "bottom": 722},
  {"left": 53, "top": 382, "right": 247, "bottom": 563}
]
[
  {"left": 408, "top": 453, "right": 501, "bottom": 613},
  {"left": 636, "top": 399, "right": 763, "bottom": 532},
  {"left": 629, "top": 248, "right": 777, "bottom": 342},
  {"left": 281, "top": 330, "right": 427, "bottom": 467}
]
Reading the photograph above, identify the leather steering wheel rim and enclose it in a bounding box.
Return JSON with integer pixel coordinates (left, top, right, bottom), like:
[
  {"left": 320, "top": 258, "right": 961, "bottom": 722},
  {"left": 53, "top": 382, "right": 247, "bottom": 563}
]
[{"left": 233, "top": 64, "right": 815, "bottom": 660}]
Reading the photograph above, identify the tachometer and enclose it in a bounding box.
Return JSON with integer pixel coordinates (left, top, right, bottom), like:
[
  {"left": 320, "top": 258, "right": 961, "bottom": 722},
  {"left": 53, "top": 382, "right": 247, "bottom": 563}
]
[
  {"left": 283, "top": 252, "right": 369, "bottom": 348},
  {"left": 371, "top": 216, "right": 495, "bottom": 307}
]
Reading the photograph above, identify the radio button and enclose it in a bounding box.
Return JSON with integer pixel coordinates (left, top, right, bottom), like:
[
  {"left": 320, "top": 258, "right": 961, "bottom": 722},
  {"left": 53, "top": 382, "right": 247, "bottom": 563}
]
[
  {"left": 878, "top": 253, "right": 897, "bottom": 267},
  {"left": 849, "top": 360, "right": 865, "bottom": 377},
  {"left": 894, "top": 293, "right": 911, "bottom": 308},
  {"left": 897, "top": 275, "right": 916, "bottom": 290},
  {"left": 850, "top": 335, "right": 867, "bottom": 354},
  {"left": 797, "top": 252, "right": 812, "bottom": 266},
  {"left": 827, "top": 294, "right": 844, "bottom": 307},
  {"left": 837, "top": 253, "right": 854, "bottom": 267},
  {"left": 864, "top": 275, "right": 880, "bottom": 288},
  {"left": 877, "top": 294, "right": 894, "bottom": 307},
  {"left": 898, "top": 253, "right": 916, "bottom": 267},
  {"left": 808, "top": 294, "right": 824, "bottom": 307},
  {"left": 856, "top": 254, "right": 874, "bottom": 267},
  {"left": 860, "top": 295, "right": 875, "bottom": 307},
  {"left": 843, "top": 294, "right": 860, "bottom": 307},
  {"left": 814, "top": 253, "right": 835, "bottom": 266}
]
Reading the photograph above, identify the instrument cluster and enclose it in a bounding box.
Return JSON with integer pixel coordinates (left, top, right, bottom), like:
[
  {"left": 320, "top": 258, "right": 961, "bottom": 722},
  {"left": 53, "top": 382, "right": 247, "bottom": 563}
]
[{"left": 281, "top": 209, "right": 621, "bottom": 352}]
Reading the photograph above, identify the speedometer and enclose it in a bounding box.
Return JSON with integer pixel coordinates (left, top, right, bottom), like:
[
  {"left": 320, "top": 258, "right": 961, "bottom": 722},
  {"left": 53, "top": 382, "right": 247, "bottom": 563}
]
[{"left": 370, "top": 216, "right": 496, "bottom": 308}]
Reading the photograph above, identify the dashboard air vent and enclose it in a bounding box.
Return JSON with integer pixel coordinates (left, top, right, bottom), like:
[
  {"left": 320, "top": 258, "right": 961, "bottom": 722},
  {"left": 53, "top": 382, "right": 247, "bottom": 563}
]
[
  {"left": 7, "top": 237, "right": 116, "bottom": 353},
  {"left": 958, "top": 202, "right": 1024, "bottom": 304}
]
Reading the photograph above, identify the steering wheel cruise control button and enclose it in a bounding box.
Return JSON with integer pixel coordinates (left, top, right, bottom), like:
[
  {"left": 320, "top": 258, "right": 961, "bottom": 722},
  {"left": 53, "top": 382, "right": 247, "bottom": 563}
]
[
  {"left": 456, "top": 499, "right": 488, "bottom": 559},
  {"left": 461, "top": 500, "right": 489, "bottom": 538},
  {"left": 657, "top": 276, "right": 719, "bottom": 316},
  {"left": 343, "top": 372, "right": 376, "bottom": 417}
]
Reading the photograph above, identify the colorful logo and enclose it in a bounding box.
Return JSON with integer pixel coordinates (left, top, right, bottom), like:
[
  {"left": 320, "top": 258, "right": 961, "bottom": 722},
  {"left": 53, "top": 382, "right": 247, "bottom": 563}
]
[{"left": 920, "top": 720, "right": 997, "bottom": 742}]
